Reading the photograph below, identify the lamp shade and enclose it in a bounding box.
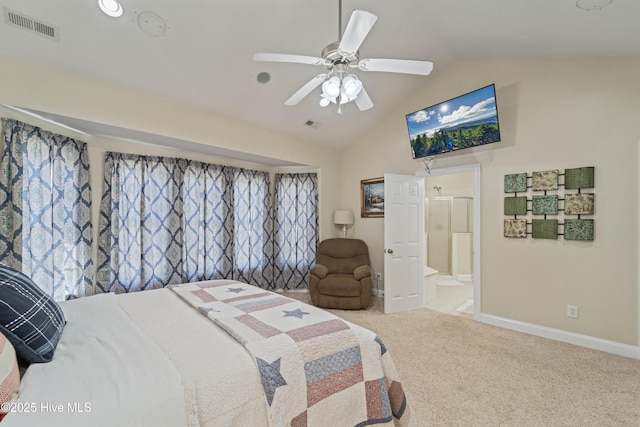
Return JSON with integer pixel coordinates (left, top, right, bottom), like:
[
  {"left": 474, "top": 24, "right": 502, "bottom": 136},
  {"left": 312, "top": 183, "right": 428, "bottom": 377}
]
[
  {"left": 342, "top": 74, "right": 363, "bottom": 98},
  {"left": 333, "top": 210, "right": 354, "bottom": 225},
  {"left": 322, "top": 76, "right": 341, "bottom": 99}
]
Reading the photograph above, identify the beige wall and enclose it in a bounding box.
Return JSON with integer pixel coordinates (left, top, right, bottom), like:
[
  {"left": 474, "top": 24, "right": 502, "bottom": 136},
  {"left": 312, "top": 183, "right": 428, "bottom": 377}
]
[
  {"left": 2, "top": 52, "right": 638, "bottom": 348},
  {"left": 341, "top": 56, "right": 640, "bottom": 346}
]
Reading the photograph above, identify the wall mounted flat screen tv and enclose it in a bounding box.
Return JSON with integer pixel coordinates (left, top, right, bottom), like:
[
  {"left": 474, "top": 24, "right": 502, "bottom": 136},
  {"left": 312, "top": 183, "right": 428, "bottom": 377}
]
[{"left": 406, "top": 84, "right": 501, "bottom": 159}]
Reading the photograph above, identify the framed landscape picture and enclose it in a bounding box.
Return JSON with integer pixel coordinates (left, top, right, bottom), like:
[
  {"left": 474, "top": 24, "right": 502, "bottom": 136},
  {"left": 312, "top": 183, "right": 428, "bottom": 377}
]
[{"left": 361, "top": 177, "right": 384, "bottom": 218}]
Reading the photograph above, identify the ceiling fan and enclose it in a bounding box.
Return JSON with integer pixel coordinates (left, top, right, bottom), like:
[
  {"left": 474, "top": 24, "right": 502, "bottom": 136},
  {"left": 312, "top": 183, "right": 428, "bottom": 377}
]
[{"left": 253, "top": 0, "right": 433, "bottom": 113}]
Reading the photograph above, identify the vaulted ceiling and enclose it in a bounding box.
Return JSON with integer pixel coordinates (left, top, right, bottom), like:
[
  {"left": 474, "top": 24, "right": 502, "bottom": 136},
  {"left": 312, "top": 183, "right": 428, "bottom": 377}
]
[{"left": 1, "top": 0, "right": 637, "bottom": 153}]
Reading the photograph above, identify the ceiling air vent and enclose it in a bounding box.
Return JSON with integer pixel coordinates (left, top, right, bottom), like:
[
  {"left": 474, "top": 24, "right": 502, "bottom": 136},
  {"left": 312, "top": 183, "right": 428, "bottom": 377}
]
[
  {"left": 3, "top": 7, "right": 59, "bottom": 41},
  {"left": 304, "top": 120, "right": 320, "bottom": 129}
]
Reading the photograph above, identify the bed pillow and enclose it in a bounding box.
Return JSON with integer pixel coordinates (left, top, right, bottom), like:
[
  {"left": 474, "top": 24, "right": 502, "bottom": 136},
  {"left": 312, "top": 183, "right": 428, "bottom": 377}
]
[
  {"left": 0, "top": 331, "right": 19, "bottom": 419},
  {"left": 0, "top": 264, "right": 66, "bottom": 363}
]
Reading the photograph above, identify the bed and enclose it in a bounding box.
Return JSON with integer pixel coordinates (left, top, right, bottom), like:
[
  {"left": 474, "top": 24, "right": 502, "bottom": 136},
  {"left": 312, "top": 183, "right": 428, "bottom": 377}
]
[{"left": 1, "top": 278, "right": 415, "bottom": 426}]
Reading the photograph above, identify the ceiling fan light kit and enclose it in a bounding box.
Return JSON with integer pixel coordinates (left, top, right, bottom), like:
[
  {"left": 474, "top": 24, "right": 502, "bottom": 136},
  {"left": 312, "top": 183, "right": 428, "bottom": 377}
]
[
  {"left": 253, "top": 1, "right": 433, "bottom": 113},
  {"left": 319, "top": 73, "right": 363, "bottom": 107},
  {"left": 322, "top": 76, "right": 341, "bottom": 99},
  {"left": 342, "top": 75, "right": 362, "bottom": 98}
]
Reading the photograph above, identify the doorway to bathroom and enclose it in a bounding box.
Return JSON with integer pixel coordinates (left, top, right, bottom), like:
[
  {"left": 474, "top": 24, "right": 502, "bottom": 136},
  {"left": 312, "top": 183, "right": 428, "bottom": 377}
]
[{"left": 418, "top": 164, "right": 480, "bottom": 318}]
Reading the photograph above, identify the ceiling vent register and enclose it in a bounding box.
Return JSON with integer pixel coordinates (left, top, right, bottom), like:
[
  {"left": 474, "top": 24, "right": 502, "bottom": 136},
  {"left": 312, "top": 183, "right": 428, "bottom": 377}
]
[{"left": 3, "top": 8, "right": 59, "bottom": 41}]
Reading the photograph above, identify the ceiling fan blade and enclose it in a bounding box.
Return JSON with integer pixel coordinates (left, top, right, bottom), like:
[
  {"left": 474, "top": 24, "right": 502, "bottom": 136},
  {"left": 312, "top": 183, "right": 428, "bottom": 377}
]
[
  {"left": 354, "top": 86, "right": 373, "bottom": 111},
  {"left": 358, "top": 58, "right": 434, "bottom": 75},
  {"left": 285, "top": 74, "right": 326, "bottom": 106},
  {"left": 253, "top": 53, "right": 324, "bottom": 66},
  {"left": 338, "top": 10, "right": 378, "bottom": 56}
]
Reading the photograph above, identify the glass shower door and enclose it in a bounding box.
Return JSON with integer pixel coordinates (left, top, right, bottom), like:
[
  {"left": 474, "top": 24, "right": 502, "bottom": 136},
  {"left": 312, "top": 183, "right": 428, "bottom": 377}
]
[{"left": 426, "top": 197, "right": 452, "bottom": 275}]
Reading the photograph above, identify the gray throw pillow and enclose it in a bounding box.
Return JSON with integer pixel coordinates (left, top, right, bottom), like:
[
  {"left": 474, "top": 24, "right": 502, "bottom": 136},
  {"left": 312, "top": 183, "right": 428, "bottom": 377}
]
[{"left": 0, "top": 264, "right": 66, "bottom": 363}]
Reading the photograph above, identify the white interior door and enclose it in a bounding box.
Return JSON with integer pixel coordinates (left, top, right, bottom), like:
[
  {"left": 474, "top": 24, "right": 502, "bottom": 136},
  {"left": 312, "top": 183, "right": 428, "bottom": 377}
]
[{"left": 383, "top": 173, "right": 424, "bottom": 314}]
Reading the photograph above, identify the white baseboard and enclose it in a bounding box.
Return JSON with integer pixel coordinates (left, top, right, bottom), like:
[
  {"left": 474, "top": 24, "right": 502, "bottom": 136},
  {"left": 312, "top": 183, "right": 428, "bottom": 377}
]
[{"left": 479, "top": 313, "right": 640, "bottom": 360}]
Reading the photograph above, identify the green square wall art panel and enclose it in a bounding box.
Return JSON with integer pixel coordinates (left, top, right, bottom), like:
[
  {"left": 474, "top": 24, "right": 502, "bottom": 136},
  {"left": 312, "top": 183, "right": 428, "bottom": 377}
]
[
  {"left": 532, "top": 195, "right": 558, "bottom": 215},
  {"left": 564, "top": 193, "right": 594, "bottom": 215},
  {"left": 504, "top": 219, "right": 527, "bottom": 238},
  {"left": 504, "top": 196, "right": 527, "bottom": 216},
  {"left": 532, "top": 170, "right": 559, "bottom": 191},
  {"left": 564, "top": 219, "right": 594, "bottom": 241},
  {"left": 565, "top": 166, "right": 594, "bottom": 189},
  {"left": 504, "top": 173, "right": 527, "bottom": 193},
  {"left": 532, "top": 219, "right": 558, "bottom": 239}
]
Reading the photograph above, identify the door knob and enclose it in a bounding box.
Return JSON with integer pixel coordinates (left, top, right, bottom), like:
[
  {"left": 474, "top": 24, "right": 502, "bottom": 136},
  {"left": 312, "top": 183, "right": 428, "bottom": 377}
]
[{"left": 386, "top": 249, "right": 394, "bottom": 254}]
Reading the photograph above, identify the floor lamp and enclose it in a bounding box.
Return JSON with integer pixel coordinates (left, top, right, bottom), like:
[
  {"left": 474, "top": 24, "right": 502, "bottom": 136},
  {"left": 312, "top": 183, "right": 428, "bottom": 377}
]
[{"left": 333, "top": 210, "right": 354, "bottom": 238}]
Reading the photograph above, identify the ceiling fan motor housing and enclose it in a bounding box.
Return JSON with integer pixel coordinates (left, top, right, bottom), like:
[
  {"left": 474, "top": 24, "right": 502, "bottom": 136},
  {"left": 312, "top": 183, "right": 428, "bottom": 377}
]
[{"left": 322, "top": 42, "right": 359, "bottom": 70}]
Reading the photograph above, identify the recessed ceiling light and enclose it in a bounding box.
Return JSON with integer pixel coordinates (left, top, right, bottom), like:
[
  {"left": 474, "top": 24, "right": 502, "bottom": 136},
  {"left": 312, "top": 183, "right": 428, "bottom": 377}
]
[
  {"left": 576, "top": 0, "right": 613, "bottom": 11},
  {"left": 98, "top": 0, "right": 123, "bottom": 18}
]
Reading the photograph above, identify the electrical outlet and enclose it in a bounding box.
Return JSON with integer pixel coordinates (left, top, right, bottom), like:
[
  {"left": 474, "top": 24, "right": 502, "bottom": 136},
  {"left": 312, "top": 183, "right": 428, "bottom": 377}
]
[{"left": 567, "top": 305, "right": 578, "bottom": 318}]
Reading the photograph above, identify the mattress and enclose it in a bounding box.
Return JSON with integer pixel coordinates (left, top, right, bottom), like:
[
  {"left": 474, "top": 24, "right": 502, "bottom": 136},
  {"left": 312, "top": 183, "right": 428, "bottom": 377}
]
[
  {"left": 3, "top": 283, "right": 414, "bottom": 426},
  {"left": 3, "top": 291, "right": 190, "bottom": 426}
]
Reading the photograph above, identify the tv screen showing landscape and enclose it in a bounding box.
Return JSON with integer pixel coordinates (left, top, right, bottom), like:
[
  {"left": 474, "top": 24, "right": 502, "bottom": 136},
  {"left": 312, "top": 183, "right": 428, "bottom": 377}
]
[{"left": 406, "top": 84, "right": 501, "bottom": 159}]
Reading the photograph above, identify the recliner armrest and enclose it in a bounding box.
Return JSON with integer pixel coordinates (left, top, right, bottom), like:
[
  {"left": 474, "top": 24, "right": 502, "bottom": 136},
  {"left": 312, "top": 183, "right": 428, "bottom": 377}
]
[
  {"left": 353, "top": 265, "right": 371, "bottom": 281},
  {"left": 310, "top": 264, "right": 329, "bottom": 279}
]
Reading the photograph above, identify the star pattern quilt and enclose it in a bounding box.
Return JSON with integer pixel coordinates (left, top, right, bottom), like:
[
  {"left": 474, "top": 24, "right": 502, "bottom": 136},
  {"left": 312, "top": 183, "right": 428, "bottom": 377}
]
[{"left": 169, "top": 280, "right": 415, "bottom": 427}]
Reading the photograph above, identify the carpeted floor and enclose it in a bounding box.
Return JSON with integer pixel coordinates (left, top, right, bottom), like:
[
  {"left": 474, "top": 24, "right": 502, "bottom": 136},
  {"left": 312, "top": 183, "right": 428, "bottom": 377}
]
[{"left": 282, "top": 292, "right": 640, "bottom": 426}]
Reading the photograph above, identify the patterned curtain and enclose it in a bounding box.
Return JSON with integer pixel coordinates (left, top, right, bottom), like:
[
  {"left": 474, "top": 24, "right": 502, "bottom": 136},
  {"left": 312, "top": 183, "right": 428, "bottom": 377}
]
[
  {"left": 181, "top": 162, "right": 234, "bottom": 283},
  {"left": 273, "top": 173, "right": 319, "bottom": 290},
  {"left": 96, "top": 153, "right": 186, "bottom": 293},
  {"left": 97, "top": 152, "right": 273, "bottom": 293},
  {"left": 0, "top": 119, "right": 93, "bottom": 301},
  {"left": 232, "top": 168, "right": 273, "bottom": 288}
]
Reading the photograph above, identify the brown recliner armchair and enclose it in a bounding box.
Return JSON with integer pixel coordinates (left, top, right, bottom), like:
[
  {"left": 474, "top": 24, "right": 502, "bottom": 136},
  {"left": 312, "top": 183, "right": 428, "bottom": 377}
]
[{"left": 309, "top": 238, "right": 372, "bottom": 310}]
